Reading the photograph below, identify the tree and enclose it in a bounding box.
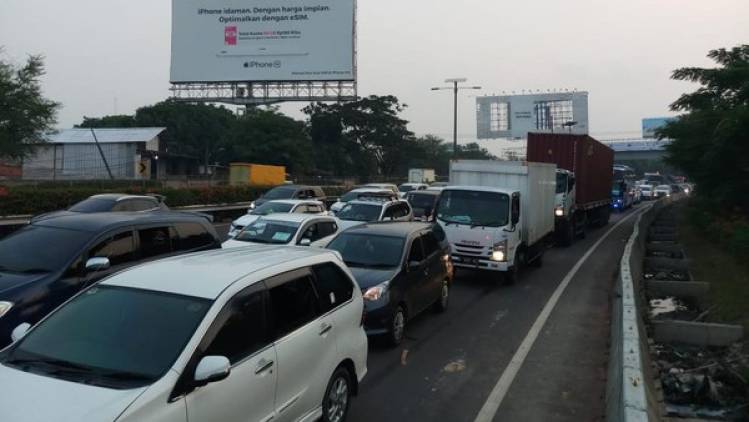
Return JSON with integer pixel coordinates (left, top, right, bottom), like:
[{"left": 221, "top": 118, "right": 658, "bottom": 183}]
[
  {"left": 77, "top": 115, "right": 137, "bottom": 128},
  {"left": 0, "top": 54, "right": 59, "bottom": 160},
  {"left": 658, "top": 45, "right": 749, "bottom": 212},
  {"left": 457, "top": 142, "right": 496, "bottom": 160},
  {"left": 228, "top": 107, "right": 312, "bottom": 174}
]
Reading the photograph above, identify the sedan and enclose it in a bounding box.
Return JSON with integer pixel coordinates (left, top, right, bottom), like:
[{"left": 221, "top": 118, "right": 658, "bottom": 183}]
[{"left": 327, "top": 222, "right": 453, "bottom": 345}]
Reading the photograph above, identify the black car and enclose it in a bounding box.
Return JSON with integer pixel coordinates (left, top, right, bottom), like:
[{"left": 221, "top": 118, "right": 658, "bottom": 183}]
[
  {"left": 0, "top": 212, "right": 220, "bottom": 347},
  {"left": 405, "top": 190, "right": 441, "bottom": 221},
  {"left": 327, "top": 222, "right": 453, "bottom": 345},
  {"left": 31, "top": 194, "right": 168, "bottom": 222},
  {"left": 250, "top": 185, "right": 327, "bottom": 210}
]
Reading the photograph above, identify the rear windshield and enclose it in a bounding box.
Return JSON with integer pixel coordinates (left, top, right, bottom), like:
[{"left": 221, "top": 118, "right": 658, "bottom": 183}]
[
  {"left": 407, "top": 193, "right": 437, "bottom": 210},
  {"left": 251, "top": 202, "right": 294, "bottom": 216},
  {"left": 328, "top": 233, "right": 405, "bottom": 268},
  {"left": 262, "top": 187, "right": 296, "bottom": 200},
  {"left": 69, "top": 198, "right": 115, "bottom": 213}
]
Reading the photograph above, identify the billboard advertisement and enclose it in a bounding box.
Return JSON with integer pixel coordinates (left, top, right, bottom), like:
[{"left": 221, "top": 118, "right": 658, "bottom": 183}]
[
  {"left": 171, "top": 0, "right": 355, "bottom": 83},
  {"left": 642, "top": 117, "right": 676, "bottom": 138}
]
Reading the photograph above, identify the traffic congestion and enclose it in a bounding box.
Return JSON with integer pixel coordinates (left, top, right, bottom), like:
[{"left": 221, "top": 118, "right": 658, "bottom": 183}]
[{"left": 0, "top": 133, "right": 682, "bottom": 422}]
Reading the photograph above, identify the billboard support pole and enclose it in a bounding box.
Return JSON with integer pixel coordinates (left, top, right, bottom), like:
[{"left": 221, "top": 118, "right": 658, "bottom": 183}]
[{"left": 431, "top": 78, "right": 481, "bottom": 157}]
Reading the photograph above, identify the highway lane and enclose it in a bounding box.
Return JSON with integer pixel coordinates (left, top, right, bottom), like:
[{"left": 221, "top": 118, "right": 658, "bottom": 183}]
[{"left": 344, "top": 206, "right": 643, "bottom": 422}]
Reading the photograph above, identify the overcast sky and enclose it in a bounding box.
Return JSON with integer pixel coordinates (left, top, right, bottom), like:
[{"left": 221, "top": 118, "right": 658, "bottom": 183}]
[{"left": 2, "top": 0, "right": 748, "bottom": 145}]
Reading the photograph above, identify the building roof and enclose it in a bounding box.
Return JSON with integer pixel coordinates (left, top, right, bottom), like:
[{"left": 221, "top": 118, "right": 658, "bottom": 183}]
[
  {"left": 103, "top": 246, "right": 340, "bottom": 299},
  {"left": 45, "top": 128, "right": 166, "bottom": 144}
]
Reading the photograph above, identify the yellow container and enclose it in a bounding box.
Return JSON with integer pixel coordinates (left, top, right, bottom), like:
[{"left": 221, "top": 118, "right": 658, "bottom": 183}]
[{"left": 229, "top": 163, "right": 286, "bottom": 186}]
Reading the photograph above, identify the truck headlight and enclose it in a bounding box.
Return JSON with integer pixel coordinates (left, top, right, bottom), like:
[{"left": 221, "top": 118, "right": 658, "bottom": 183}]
[
  {"left": 249, "top": 201, "right": 256, "bottom": 211},
  {"left": 0, "top": 301, "right": 13, "bottom": 318},
  {"left": 554, "top": 208, "right": 564, "bottom": 217},
  {"left": 491, "top": 240, "right": 507, "bottom": 262},
  {"left": 363, "top": 282, "right": 389, "bottom": 302}
]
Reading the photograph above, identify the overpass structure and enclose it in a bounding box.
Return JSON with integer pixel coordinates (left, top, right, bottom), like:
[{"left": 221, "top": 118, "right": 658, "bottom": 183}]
[{"left": 602, "top": 138, "right": 671, "bottom": 161}]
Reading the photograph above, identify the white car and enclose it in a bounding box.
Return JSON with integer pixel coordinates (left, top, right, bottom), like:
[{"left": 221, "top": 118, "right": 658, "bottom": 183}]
[
  {"left": 329, "top": 188, "right": 396, "bottom": 215},
  {"left": 228, "top": 200, "right": 327, "bottom": 238},
  {"left": 638, "top": 184, "right": 655, "bottom": 200},
  {"left": 654, "top": 184, "right": 672, "bottom": 198},
  {"left": 224, "top": 214, "right": 341, "bottom": 249},
  {"left": 397, "top": 183, "right": 429, "bottom": 198},
  {"left": 0, "top": 247, "right": 367, "bottom": 422},
  {"left": 361, "top": 183, "right": 399, "bottom": 195},
  {"left": 336, "top": 198, "right": 413, "bottom": 231}
]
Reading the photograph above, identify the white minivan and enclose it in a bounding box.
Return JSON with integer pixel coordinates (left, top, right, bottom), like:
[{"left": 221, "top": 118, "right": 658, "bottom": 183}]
[{"left": 0, "top": 247, "right": 367, "bottom": 422}]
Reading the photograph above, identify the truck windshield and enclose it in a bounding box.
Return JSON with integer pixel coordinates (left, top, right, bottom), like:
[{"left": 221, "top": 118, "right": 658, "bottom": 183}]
[
  {"left": 436, "top": 190, "right": 509, "bottom": 227},
  {"left": 555, "top": 173, "right": 567, "bottom": 194}
]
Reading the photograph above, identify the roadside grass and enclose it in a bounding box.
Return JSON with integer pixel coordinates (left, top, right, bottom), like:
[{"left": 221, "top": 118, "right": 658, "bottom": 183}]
[{"left": 676, "top": 202, "right": 749, "bottom": 331}]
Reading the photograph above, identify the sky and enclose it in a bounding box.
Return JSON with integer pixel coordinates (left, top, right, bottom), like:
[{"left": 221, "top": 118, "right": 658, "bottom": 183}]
[{"left": 1, "top": 0, "right": 748, "bottom": 149}]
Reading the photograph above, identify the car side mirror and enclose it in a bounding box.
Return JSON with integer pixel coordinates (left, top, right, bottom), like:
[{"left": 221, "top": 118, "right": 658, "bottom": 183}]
[
  {"left": 194, "top": 356, "right": 231, "bottom": 386},
  {"left": 11, "top": 322, "right": 31, "bottom": 343},
  {"left": 299, "top": 238, "right": 312, "bottom": 247},
  {"left": 85, "top": 257, "right": 110, "bottom": 272}
]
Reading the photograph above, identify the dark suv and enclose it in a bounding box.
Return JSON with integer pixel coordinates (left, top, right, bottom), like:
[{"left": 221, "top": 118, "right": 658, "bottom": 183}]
[
  {"left": 326, "top": 222, "right": 453, "bottom": 345},
  {"left": 0, "top": 212, "right": 220, "bottom": 347}
]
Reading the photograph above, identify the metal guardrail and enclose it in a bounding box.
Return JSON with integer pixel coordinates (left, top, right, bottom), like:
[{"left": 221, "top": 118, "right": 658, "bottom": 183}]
[{"left": 607, "top": 201, "right": 666, "bottom": 422}]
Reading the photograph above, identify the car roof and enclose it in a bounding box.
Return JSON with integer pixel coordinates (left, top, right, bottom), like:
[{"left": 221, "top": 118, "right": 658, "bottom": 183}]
[
  {"left": 31, "top": 211, "right": 207, "bottom": 233},
  {"left": 348, "top": 188, "right": 389, "bottom": 193},
  {"left": 102, "top": 246, "right": 341, "bottom": 299},
  {"left": 407, "top": 190, "right": 440, "bottom": 196},
  {"left": 341, "top": 221, "right": 433, "bottom": 237},
  {"left": 346, "top": 199, "right": 400, "bottom": 206},
  {"left": 399, "top": 182, "right": 427, "bottom": 186},
  {"left": 89, "top": 193, "right": 155, "bottom": 201},
  {"left": 258, "top": 213, "right": 334, "bottom": 223},
  {"left": 262, "top": 199, "right": 323, "bottom": 206},
  {"left": 271, "top": 185, "right": 318, "bottom": 191}
]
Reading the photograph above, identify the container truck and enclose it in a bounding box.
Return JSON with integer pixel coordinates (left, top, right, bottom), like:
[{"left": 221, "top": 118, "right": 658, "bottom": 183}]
[
  {"left": 436, "top": 160, "right": 556, "bottom": 283},
  {"left": 408, "top": 168, "right": 436, "bottom": 183},
  {"left": 527, "top": 133, "right": 614, "bottom": 246}
]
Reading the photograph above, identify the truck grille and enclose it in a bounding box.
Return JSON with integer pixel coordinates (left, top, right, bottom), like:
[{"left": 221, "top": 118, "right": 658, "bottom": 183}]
[{"left": 453, "top": 243, "right": 490, "bottom": 257}]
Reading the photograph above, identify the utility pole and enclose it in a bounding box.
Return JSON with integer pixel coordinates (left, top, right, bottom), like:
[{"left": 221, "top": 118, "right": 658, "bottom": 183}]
[
  {"left": 90, "top": 128, "right": 114, "bottom": 180},
  {"left": 431, "top": 78, "right": 481, "bottom": 157}
]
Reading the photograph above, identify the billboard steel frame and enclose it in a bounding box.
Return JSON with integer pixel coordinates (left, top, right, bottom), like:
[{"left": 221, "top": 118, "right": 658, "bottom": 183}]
[{"left": 170, "top": 80, "right": 357, "bottom": 105}]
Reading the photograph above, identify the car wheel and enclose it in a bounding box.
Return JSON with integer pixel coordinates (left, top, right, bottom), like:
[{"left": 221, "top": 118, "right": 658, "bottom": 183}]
[
  {"left": 434, "top": 280, "right": 450, "bottom": 313},
  {"left": 322, "top": 367, "right": 352, "bottom": 422},
  {"left": 388, "top": 306, "right": 406, "bottom": 346}
]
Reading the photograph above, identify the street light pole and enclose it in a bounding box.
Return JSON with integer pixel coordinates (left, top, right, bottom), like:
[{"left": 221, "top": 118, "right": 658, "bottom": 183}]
[{"left": 431, "top": 78, "right": 481, "bottom": 157}]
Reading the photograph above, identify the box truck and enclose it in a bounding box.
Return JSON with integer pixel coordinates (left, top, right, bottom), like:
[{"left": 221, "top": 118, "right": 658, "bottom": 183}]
[
  {"left": 526, "top": 133, "right": 614, "bottom": 246},
  {"left": 408, "top": 168, "right": 436, "bottom": 183},
  {"left": 436, "top": 160, "right": 556, "bottom": 283},
  {"left": 229, "top": 163, "right": 286, "bottom": 187}
]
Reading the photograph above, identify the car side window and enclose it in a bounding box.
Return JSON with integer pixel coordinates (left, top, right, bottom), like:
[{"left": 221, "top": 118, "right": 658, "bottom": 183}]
[
  {"left": 204, "top": 290, "right": 268, "bottom": 364},
  {"left": 111, "top": 201, "right": 130, "bottom": 212},
  {"left": 174, "top": 223, "right": 215, "bottom": 251},
  {"left": 292, "top": 204, "right": 308, "bottom": 214},
  {"left": 421, "top": 232, "right": 441, "bottom": 257},
  {"left": 299, "top": 223, "right": 321, "bottom": 243},
  {"left": 317, "top": 222, "right": 337, "bottom": 238},
  {"left": 383, "top": 205, "right": 396, "bottom": 219},
  {"left": 269, "top": 275, "right": 321, "bottom": 339},
  {"left": 312, "top": 263, "right": 354, "bottom": 313},
  {"left": 307, "top": 205, "right": 323, "bottom": 214},
  {"left": 138, "top": 226, "right": 173, "bottom": 259},
  {"left": 408, "top": 237, "right": 424, "bottom": 263},
  {"left": 89, "top": 231, "right": 136, "bottom": 266},
  {"left": 131, "top": 199, "right": 157, "bottom": 211}
]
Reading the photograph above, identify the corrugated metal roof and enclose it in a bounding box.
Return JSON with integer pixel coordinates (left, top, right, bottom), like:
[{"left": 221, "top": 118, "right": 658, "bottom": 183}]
[{"left": 46, "top": 128, "right": 166, "bottom": 144}]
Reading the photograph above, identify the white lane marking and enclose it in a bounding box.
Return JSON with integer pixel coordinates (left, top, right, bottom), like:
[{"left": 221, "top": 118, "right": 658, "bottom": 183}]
[{"left": 473, "top": 206, "right": 649, "bottom": 422}]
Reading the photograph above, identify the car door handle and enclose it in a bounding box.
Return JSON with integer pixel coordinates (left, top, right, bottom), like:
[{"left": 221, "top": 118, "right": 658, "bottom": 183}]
[
  {"left": 255, "top": 359, "right": 274, "bottom": 375},
  {"left": 319, "top": 323, "right": 333, "bottom": 336}
]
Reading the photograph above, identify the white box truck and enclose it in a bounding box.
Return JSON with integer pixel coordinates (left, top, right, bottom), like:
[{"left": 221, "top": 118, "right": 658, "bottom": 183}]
[
  {"left": 408, "top": 168, "right": 436, "bottom": 183},
  {"left": 435, "top": 160, "right": 556, "bottom": 283}
]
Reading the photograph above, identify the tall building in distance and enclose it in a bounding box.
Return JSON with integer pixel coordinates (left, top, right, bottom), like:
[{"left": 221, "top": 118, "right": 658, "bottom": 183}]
[{"left": 476, "top": 91, "right": 589, "bottom": 140}]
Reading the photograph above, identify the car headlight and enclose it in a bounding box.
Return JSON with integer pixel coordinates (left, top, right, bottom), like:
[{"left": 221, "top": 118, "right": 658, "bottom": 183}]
[
  {"left": 555, "top": 208, "right": 564, "bottom": 217},
  {"left": 0, "top": 301, "right": 13, "bottom": 318},
  {"left": 491, "top": 240, "right": 507, "bottom": 262},
  {"left": 249, "top": 202, "right": 256, "bottom": 210},
  {"left": 363, "top": 282, "right": 389, "bottom": 302}
]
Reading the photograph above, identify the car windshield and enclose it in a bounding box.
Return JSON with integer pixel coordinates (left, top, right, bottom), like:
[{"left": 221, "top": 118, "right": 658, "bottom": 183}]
[
  {"left": 235, "top": 219, "right": 301, "bottom": 244},
  {"left": 3, "top": 286, "right": 210, "bottom": 389},
  {"left": 251, "top": 202, "right": 294, "bottom": 216},
  {"left": 68, "top": 198, "right": 116, "bottom": 212},
  {"left": 407, "top": 193, "right": 437, "bottom": 212},
  {"left": 327, "top": 233, "right": 405, "bottom": 268},
  {"left": 337, "top": 203, "right": 383, "bottom": 222},
  {"left": 399, "top": 185, "right": 416, "bottom": 193},
  {"left": 556, "top": 173, "right": 567, "bottom": 194},
  {"left": 611, "top": 183, "right": 623, "bottom": 197},
  {"left": 262, "top": 187, "right": 296, "bottom": 200},
  {"left": 436, "top": 190, "right": 510, "bottom": 227},
  {"left": 0, "top": 226, "right": 91, "bottom": 273},
  {"left": 640, "top": 186, "right": 652, "bottom": 192}
]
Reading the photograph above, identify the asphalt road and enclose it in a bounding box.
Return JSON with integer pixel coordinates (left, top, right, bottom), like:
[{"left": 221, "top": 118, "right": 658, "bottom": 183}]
[{"left": 212, "top": 206, "right": 642, "bottom": 421}]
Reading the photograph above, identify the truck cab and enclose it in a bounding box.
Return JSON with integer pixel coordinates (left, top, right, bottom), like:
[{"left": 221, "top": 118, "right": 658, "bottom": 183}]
[{"left": 554, "top": 169, "right": 576, "bottom": 222}]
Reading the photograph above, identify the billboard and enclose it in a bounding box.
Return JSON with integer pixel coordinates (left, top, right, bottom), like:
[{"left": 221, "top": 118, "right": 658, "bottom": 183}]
[
  {"left": 476, "top": 92, "right": 589, "bottom": 140},
  {"left": 170, "top": 0, "right": 355, "bottom": 83},
  {"left": 642, "top": 117, "right": 676, "bottom": 138}
]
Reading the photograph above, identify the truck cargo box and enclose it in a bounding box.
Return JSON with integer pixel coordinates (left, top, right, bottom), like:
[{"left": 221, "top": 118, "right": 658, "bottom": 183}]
[
  {"left": 527, "top": 133, "right": 613, "bottom": 207},
  {"left": 449, "top": 160, "right": 556, "bottom": 246},
  {"left": 229, "top": 163, "right": 286, "bottom": 187}
]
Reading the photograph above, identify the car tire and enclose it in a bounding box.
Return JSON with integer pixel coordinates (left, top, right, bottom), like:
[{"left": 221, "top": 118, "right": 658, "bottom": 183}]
[
  {"left": 388, "top": 305, "right": 407, "bottom": 346},
  {"left": 322, "top": 366, "right": 352, "bottom": 422},
  {"left": 433, "top": 280, "right": 450, "bottom": 313}
]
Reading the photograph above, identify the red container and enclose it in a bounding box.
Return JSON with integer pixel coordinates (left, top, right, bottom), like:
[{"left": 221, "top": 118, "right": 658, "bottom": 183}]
[{"left": 527, "top": 133, "right": 613, "bottom": 207}]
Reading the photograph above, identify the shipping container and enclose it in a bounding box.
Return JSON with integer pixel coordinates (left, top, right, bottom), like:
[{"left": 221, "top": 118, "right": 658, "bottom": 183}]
[
  {"left": 527, "top": 133, "right": 613, "bottom": 207},
  {"left": 229, "top": 163, "right": 286, "bottom": 187}
]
